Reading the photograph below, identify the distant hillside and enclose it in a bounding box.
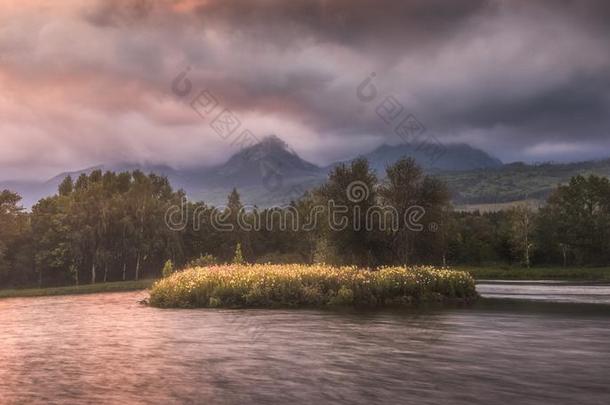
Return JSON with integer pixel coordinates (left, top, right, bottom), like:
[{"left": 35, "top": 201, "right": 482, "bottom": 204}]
[
  {"left": 188, "top": 139, "right": 504, "bottom": 206},
  {"left": 0, "top": 180, "right": 58, "bottom": 209},
  {"left": 439, "top": 159, "right": 610, "bottom": 205},
  {"left": 4, "top": 136, "right": 610, "bottom": 209},
  {"left": 0, "top": 136, "right": 328, "bottom": 208},
  {"left": 342, "top": 142, "right": 503, "bottom": 174}
]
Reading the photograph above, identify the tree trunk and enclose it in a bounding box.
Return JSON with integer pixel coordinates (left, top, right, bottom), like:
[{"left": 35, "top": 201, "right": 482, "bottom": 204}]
[
  {"left": 103, "top": 265, "right": 108, "bottom": 283},
  {"left": 91, "top": 263, "right": 96, "bottom": 284},
  {"left": 122, "top": 261, "right": 127, "bottom": 281},
  {"left": 524, "top": 234, "right": 530, "bottom": 269},
  {"left": 135, "top": 253, "right": 141, "bottom": 281},
  {"left": 560, "top": 244, "right": 567, "bottom": 267},
  {"left": 403, "top": 232, "right": 410, "bottom": 266}
]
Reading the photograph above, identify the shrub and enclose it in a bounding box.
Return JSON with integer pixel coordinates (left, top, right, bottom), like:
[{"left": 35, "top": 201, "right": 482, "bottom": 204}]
[
  {"left": 149, "top": 264, "right": 478, "bottom": 309},
  {"left": 162, "top": 260, "right": 175, "bottom": 278},
  {"left": 232, "top": 243, "right": 245, "bottom": 265},
  {"left": 255, "top": 252, "right": 305, "bottom": 264},
  {"left": 187, "top": 254, "right": 218, "bottom": 268}
]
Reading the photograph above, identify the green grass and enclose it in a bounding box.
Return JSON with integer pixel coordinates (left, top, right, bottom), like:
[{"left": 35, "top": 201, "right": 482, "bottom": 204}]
[
  {"left": 456, "top": 266, "right": 610, "bottom": 281},
  {"left": 149, "top": 264, "right": 478, "bottom": 309},
  {"left": 0, "top": 279, "right": 155, "bottom": 299}
]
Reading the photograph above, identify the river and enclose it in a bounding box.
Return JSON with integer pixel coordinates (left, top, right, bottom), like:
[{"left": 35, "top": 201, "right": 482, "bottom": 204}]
[{"left": 1, "top": 282, "right": 609, "bottom": 404}]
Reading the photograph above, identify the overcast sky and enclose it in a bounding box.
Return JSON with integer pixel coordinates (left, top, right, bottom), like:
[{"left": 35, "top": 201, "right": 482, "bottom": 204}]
[{"left": 2, "top": 0, "right": 610, "bottom": 180}]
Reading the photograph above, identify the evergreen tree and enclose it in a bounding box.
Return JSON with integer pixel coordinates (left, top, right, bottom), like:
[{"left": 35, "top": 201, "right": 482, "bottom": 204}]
[
  {"left": 233, "top": 243, "right": 245, "bottom": 265},
  {"left": 162, "top": 260, "right": 175, "bottom": 278}
]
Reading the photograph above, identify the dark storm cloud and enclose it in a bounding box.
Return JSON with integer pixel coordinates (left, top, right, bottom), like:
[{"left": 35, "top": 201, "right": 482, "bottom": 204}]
[
  {"left": 84, "top": 0, "right": 154, "bottom": 27},
  {"left": 433, "top": 69, "right": 610, "bottom": 134},
  {"left": 188, "top": 0, "right": 489, "bottom": 47},
  {"left": 1, "top": 0, "right": 610, "bottom": 179}
]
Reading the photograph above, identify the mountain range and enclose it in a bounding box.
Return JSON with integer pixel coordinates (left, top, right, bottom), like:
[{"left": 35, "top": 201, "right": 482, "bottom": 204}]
[{"left": 4, "top": 135, "right": 609, "bottom": 209}]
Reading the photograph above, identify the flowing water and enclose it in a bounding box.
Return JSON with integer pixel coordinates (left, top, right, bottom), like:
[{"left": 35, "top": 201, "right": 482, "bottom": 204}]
[{"left": 1, "top": 283, "right": 609, "bottom": 404}]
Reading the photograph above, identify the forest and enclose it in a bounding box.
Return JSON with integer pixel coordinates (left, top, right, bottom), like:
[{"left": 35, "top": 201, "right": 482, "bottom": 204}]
[{"left": 1, "top": 157, "right": 610, "bottom": 289}]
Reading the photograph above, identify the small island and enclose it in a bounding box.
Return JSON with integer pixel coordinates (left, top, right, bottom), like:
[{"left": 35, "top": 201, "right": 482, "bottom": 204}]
[{"left": 149, "top": 264, "right": 477, "bottom": 309}]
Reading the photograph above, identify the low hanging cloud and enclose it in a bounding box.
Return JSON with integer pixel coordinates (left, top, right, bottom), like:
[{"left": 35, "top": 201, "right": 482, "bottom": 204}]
[{"left": 1, "top": 0, "right": 610, "bottom": 179}]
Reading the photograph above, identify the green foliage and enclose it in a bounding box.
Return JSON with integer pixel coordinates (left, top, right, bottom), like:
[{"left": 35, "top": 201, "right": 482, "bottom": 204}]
[
  {"left": 187, "top": 254, "right": 219, "bottom": 268},
  {"left": 312, "top": 238, "right": 341, "bottom": 265},
  {"left": 507, "top": 205, "right": 535, "bottom": 268},
  {"left": 232, "top": 243, "right": 245, "bottom": 265},
  {"left": 536, "top": 175, "right": 610, "bottom": 265},
  {"left": 439, "top": 159, "right": 610, "bottom": 205},
  {"left": 5, "top": 161, "right": 610, "bottom": 291},
  {"left": 162, "top": 260, "right": 175, "bottom": 278},
  {"left": 255, "top": 252, "right": 304, "bottom": 264},
  {"left": 329, "top": 286, "right": 355, "bottom": 306},
  {"left": 23, "top": 170, "right": 185, "bottom": 287},
  {"left": 0, "top": 190, "right": 31, "bottom": 286},
  {"left": 58, "top": 176, "right": 74, "bottom": 197},
  {"left": 149, "top": 264, "right": 478, "bottom": 308},
  {"left": 314, "top": 158, "right": 379, "bottom": 266},
  {"left": 378, "top": 158, "right": 451, "bottom": 266}
]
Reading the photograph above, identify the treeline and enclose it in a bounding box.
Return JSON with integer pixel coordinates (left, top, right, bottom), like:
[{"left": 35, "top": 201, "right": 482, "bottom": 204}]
[
  {"left": 450, "top": 175, "right": 610, "bottom": 267},
  {"left": 1, "top": 158, "right": 610, "bottom": 288},
  {"left": 1, "top": 171, "right": 185, "bottom": 287}
]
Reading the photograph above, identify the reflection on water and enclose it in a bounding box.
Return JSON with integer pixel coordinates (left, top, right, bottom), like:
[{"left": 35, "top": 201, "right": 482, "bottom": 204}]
[{"left": 0, "top": 286, "right": 609, "bottom": 404}]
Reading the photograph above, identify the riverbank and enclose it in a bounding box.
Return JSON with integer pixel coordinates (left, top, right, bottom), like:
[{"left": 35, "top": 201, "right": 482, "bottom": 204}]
[
  {"left": 2, "top": 266, "right": 608, "bottom": 300},
  {"left": 149, "top": 264, "right": 477, "bottom": 309},
  {"left": 458, "top": 266, "right": 610, "bottom": 281},
  {"left": 0, "top": 279, "right": 154, "bottom": 299}
]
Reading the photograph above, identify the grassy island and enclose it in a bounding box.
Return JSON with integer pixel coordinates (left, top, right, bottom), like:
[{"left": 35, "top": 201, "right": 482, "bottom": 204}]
[{"left": 149, "top": 264, "right": 477, "bottom": 309}]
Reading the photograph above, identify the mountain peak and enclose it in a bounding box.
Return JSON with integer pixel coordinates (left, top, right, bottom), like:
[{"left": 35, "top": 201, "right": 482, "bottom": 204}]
[
  {"left": 258, "top": 134, "right": 288, "bottom": 149},
  {"left": 239, "top": 135, "right": 297, "bottom": 159},
  {"left": 226, "top": 135, "right": 299, "bottom": 163},
  {"left": 211, "top": 135, "right": 321, "bottom": 187},
  {"left": 349, "top": 142, "right": 503, "bottom": 173}
]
